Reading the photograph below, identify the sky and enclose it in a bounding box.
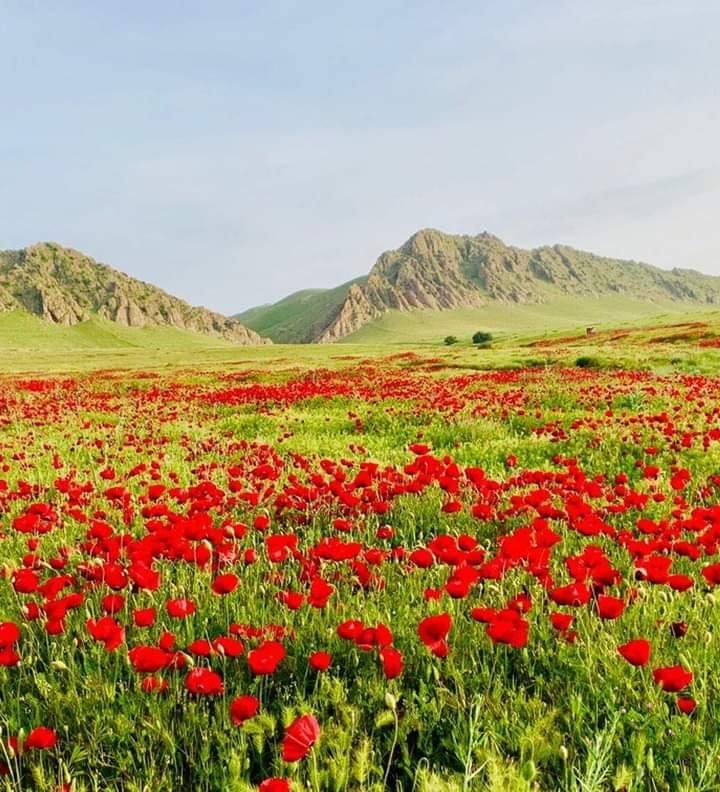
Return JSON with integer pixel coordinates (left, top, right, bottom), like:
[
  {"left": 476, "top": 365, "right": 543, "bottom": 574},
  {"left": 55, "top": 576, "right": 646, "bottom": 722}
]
[{"left": 1, "top": 1, "right": 719, "bottom": 314}]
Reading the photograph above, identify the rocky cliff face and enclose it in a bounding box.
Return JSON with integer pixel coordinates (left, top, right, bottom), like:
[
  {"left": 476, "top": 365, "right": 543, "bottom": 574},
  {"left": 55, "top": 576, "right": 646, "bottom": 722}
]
[
  {"left": 315, "top": 229, "right": 720, "bottom": 341},
  {"left": 0, "top": 243, "right": 269, "bottom": 344}
]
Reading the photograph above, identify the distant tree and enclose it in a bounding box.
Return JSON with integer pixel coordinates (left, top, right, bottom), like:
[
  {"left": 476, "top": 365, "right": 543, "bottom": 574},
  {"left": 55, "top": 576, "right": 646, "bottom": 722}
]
[
  {"left": 444, "top": 335, "right": 459, "bottom": 346},
  {"left": 472, "top": 331, "right": 493, "bottom": 345}
]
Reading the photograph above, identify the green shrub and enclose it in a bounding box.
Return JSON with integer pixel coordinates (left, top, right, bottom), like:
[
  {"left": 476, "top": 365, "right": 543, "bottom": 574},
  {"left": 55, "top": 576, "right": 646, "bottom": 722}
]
[
  {"left": 472, "top": 331, "right": 493, "bottom": 345},
  {"left": 575, "top": 355, "right": 600, "bottom": 369}
]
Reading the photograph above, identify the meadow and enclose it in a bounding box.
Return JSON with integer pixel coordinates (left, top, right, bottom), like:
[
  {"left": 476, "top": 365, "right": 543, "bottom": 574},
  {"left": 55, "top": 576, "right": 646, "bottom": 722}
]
[{"left": 3, "top": 316, "right": 720, "bottom": 790}]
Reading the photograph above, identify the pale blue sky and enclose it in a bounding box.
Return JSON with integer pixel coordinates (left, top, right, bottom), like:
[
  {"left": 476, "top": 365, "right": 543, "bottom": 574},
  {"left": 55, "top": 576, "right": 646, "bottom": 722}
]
[{"left": 1, "top": 1, "right": 719, "bottom": 313}]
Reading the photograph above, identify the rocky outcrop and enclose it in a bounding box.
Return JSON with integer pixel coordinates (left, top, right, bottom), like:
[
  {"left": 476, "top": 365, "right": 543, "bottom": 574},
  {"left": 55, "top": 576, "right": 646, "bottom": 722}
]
[
  {"left": 0, "top": 243, "right": 269, "bottom": 345},
  {"left": 312, "top": 229, "right": 720, "bottom": 341}
]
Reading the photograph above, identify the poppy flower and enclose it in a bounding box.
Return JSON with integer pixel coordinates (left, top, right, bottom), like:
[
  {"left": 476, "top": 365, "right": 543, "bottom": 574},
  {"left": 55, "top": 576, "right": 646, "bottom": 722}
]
[
  {"left": 213, "top": 636, "right": 245, "bottom": 657},
  {"left": 617, "top": 639, "right": 651, "bottom": 667},
  {"left": 133, "top": 607, "right": 156, "bottom": 628},
  {"left": 670, "top": 621, "right": 688, "bottom": 638},
  {"left": 309, "top": 651, "right": 331, "bottom": 671},
  {"left": 259, "top": 779, "right": 290, "bottom": 792},
  {"left": 549, "top": 613, "right": 573, "bottom": 631},
  {"left": 308, "top": 577, "right": 334, "bottom": 608},
  {"left": 185, "top": 667, "right": 224, "bottom": 696},
  {"left": 86, "top": 616, "right": 125, "bottom": 651},
  {"left": 337, "top": 620, "right": 364, "bottom": 641},
  {"left": 379, "top": 646, "right": 404, "bottom": 679},
  {"left": 701, "top": 563, "right": 720, "bottom": 585},
  {"left": 212, "top": 573, "right": 239, "bottom": 595},
  {"left": 653, "top": 665, "right": 693, "bottom": 692},
  {"left": 596, "top": 595, "right": 625, "bottom": 620},
  {"left": 282, "top": 713, "right": 320, "bottom": 762},
  {"left": 128, "top": 645, "right": 172, "bottom": 673},
  {"left": 247, "top": 640, "right": 285, "bottom": 675},
  {"left": 0, "top": 647, "right": 19, "bottom": 667},
  {"left": 418, "top": 613, "right": 452, "bottom": 658},
  {"left": 188, "top": 639, "right": 213, "bottom": 657},
  {"left": 677, "top": 696, "right": 696, "bottom": 714},
  {"left": 230, "top": 694, "right": 260, "bottom": 725},
  {"left": 0, "top": 622, "right": 20, "bottom": 646},
  {"left": 166, "top": 598, "right": 196, "bottom": 619},
  {"left": 24, "top": 727, "right": 58, "bottom": 750},
  {"left": 102, "top": 594, "right": 125, "bottom": 614}
]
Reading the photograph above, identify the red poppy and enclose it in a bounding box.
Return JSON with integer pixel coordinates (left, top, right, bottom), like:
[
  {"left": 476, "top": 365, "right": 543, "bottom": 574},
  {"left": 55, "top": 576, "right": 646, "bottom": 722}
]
[
  {"left": 308, "top": 577, "right": 334, "bottom": 608},
  {"left": 86, "top": 616, "right": 125, "bottom": 651},
  {"left": 166, "top": 598, "right": 196, "bottom": 619},
  {"left": 213, "top": 635, "right": 245, "bottom": 657},
  {"left": 212, "top": 573, "right": 239, "bottom": 595},
  {"left": 486, "top": 609, "right": 529, "bottom": 649},
  {"left": 653, "top": 665, "right": 693, "bottom": 692},
  {"left": 701, "top": 562, "right": 720, "bottom": 585},
  {"left": 379, "top": 646, "right": 404, "bottom": 679},
  {"left": 337, "top": 620, "right": 364, "bottom": 641},
  {"left": 309, "top": 651, "right": 332, "bottom": 671},
  {"left": 185, "top": 667, "right": 224, "bottom": 696},
  {"left": 128, "top": 645, "right": 172, "bottom": 673},
  {"left": 133, "top": 607, "right": 156, "bottom": 628},
  {"left": 549, "top": 613, "right": 573, "bottom": 631},
  {"left": 282, "top": 713, "right": 320, "bottom": 762},
  {"left": 677, "top": 696, "right": 696, "bottom": 714},
  {"left": 230, "top": 695, "right": 260, "bottom": 725},
  {"left": 0, "top": 622, "right": 21, "bottom": 646},
  {"left": 596, "top": 595, "right": 625, "bottom": 620},
  {"left": 24, "top": 727, "right": 58, "bottom": 750},
  {"left": 247, "top": 640, "right": 285, "bottom": 675},
  {"left": 617, "top": 639, "right": 651, "bottom": 667},
  {"left": 102, "top": 594, "right": 125, "bottom": 614},
  {"left": 418, "top": 613, "right": 452, "bottom": 658},
  {"left": 0, "top": 647, "right": 19, "bottom": 667},
  {"left": 259, "top": 779, "right": 290, "bottom": 792}
]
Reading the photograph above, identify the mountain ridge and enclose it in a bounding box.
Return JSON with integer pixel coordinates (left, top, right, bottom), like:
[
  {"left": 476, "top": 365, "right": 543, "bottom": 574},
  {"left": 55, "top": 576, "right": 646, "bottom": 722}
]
[
  {"left": 0, "top": 242, "right": 268, "bottom": 345},
  {"left": 239, "top": 229, "right": 720, "bottom": 343}
]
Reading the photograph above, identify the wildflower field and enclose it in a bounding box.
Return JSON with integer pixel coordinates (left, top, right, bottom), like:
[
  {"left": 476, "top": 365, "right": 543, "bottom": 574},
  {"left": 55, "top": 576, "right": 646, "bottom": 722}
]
[{"left": 4, "top": 342, "right": 720, "bottom": 791}]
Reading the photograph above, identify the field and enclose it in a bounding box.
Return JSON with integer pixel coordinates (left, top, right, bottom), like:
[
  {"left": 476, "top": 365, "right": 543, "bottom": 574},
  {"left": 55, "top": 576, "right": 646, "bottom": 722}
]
[{"left": 3, "top": 318, "right": 720, "bottom": 790}]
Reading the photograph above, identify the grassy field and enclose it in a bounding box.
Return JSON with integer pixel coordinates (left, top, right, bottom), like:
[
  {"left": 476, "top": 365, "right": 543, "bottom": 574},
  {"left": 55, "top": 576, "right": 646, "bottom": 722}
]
[
  {"left": 3, "top": 312, "right": 720, "bottom": 790},
  {"left": 341, "top": 296, "right": 717, "bottom": 344},
  {"left": 3, "top": 302, "right": 720, "bottom": 375}
]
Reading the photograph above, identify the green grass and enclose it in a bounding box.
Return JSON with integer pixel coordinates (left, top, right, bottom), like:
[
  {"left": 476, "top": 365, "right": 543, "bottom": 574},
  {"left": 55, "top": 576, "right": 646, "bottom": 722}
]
[
  {"left": 0, "top": 311, "right": 233, "bottom": 353},
  {"left": 341, "top": 296, "right": 718, "bottom": 344}
]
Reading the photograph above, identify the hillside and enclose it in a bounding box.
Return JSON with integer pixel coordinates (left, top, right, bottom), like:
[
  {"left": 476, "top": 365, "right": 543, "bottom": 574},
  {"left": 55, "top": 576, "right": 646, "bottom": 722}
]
[
  {"left": 0, "top": 242, "right": 268, "bottom": 345},
  {"left": 240, "top": 229, "right": 720, "bottom": 343},
  {"left": 235, "top": 277, "right": 366, "bottom": 343}
]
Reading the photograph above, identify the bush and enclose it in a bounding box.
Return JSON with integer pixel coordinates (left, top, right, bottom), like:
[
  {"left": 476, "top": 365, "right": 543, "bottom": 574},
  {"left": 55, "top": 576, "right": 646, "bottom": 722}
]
[
  {"left": 575, "top": 355, "right": 600, "bottom": 369},
  {"left": 444, "top": 336, "right": 459, "bottom": 346},
  {"left": 472, "top": 331, "right": 493, "bottom": 345}
]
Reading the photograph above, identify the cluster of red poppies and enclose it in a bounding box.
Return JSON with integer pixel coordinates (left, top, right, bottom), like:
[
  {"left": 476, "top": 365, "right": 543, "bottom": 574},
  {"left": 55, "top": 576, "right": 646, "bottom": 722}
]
[{"left": 3, "top": 364, "right": 720, "bottom": 786}]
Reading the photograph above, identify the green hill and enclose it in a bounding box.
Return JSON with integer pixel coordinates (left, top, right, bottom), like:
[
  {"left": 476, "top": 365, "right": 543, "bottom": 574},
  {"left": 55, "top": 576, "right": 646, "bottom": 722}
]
[
  {"left": 238, "top": 229, "right": 720, "bottom": 343},
  {"left": 235, "top": 277, "right": 366, "bottom": 343}
]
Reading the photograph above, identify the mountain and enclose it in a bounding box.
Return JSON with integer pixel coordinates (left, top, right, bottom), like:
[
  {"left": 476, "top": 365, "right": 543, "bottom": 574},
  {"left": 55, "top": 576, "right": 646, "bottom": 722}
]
[
  {"left": 0, "top": 242, "right": 268, "bottom": 345},
  {"left": 239, "top": 229, "right": 720, "bottom": 342}
]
